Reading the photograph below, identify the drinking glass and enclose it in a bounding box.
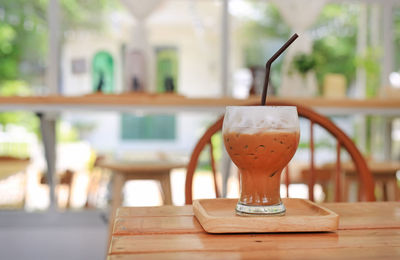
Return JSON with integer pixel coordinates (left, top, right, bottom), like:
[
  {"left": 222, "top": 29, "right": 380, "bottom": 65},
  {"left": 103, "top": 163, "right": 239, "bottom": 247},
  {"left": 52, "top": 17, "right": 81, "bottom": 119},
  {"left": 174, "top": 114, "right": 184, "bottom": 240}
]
[{"left": 223, "top": 106, "right": 300, "bottom": 215}]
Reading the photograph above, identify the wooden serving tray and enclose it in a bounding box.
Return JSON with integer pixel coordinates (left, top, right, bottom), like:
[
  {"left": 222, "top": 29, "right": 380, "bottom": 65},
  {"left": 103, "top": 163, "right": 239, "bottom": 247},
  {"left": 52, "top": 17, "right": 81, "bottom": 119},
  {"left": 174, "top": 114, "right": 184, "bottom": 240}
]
[{"left": 193, "top": 198, "right": 339, "bottom": 233}]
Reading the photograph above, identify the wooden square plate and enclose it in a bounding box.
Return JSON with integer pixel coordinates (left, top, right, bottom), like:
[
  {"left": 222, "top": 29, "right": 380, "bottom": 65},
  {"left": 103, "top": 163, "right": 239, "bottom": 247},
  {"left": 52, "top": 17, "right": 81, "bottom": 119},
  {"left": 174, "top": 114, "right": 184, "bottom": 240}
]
[{"left": 193, "top": 198, "right": 339, "bottom": 233}]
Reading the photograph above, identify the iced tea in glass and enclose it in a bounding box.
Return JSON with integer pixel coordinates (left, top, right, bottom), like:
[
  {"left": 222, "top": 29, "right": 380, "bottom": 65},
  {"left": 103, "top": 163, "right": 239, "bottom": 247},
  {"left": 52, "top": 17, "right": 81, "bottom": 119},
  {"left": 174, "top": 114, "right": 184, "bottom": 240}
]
[{"left": 223, "top": 106, "right": 299, "bottom": 215}]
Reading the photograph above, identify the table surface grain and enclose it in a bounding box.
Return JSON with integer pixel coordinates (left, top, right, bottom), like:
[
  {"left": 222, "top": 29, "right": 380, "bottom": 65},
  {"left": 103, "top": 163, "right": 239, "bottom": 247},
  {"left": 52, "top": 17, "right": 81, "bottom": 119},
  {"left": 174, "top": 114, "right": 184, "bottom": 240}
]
[{"left": 108, "top": 202, "right": 400, "bottom": 259}]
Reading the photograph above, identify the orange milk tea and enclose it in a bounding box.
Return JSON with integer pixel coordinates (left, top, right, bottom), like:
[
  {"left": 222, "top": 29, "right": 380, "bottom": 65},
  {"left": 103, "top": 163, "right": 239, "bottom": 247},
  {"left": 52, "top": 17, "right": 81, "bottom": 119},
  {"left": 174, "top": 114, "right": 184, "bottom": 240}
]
[{"left": 224, "top": 130, "right": 299, "bottom": 206}]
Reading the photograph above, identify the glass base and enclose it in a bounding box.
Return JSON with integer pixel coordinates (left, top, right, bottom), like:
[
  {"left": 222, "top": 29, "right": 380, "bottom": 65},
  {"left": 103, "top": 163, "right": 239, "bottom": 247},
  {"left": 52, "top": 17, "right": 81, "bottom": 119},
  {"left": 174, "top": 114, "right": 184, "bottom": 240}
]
[{"left": 236, "top": 201, "right": 286, "bottom": 216}]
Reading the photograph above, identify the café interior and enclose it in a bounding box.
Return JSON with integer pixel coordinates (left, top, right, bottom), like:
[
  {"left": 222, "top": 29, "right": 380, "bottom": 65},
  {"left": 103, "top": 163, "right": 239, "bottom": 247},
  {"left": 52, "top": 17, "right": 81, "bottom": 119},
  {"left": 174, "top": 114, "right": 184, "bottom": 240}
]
[{"left": 0, "top": 0, "right": 400, "bottom": 259}]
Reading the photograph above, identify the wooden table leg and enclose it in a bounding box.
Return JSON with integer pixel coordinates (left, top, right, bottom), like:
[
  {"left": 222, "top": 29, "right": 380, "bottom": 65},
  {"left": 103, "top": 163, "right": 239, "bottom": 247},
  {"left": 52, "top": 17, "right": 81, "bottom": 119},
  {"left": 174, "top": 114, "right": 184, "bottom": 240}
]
[
  {"left": 357, "top": 177, "right": 363, "bottom": 202},
  {"left": 111, "top": 172, "right": 125, "bottom": 213},
  {"left": 159, "top": 171, "right": 173, "bottom": 205},
  {"left": 344, "top": 175, "right": 360, "bottom": 202},
  {"left": 383, "top": 181, "right": 389, "bottom": 201},
  {"left": 394, "top": 178, "right": 400, "bottom": 201},
  {"left": 343, "top": 175, "right": 350, "bottom": 202},
  {"left": 108, "top": 172, "right": 125, "bottom": 247},
  {"left": 386, "top": 177, "right": 400, "bottom": 201}
]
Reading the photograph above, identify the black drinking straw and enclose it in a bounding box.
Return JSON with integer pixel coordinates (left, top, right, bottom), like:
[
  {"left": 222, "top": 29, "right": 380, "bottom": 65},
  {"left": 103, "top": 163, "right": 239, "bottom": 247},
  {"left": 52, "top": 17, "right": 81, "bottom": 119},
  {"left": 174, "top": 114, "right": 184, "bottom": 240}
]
[{"left": 261, "top": 33, "right": 299, "bottom": 106}]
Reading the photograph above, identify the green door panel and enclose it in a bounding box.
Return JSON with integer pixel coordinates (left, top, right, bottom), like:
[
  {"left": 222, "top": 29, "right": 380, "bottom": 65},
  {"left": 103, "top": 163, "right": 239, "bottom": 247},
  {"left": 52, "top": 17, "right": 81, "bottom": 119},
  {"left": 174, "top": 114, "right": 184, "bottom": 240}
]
[
  {"left": 92, "top": 51, "right": 114, "bottom": 93},
  {"left": 156, "top": 48, "right": 178, "bottom": 93}
]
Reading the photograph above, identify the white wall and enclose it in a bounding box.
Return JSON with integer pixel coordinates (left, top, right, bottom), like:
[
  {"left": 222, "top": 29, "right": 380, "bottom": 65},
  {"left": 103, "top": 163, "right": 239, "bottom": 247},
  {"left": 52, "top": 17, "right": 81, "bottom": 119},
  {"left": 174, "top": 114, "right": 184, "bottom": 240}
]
[
  {"left": 62, "top": 112, "right": 121, "bottom": 152},
  {"left": 60, "top": 1, "right": 241, "bottom": 157},
  {"left": 62, "top": 32, "right": 124, "bottom": 95},
  {"left": 148, "top": 25, "right": 221, "bottom": 97},
  {"left": 147, "top": 0, "right": 223, "bottom": 97}
]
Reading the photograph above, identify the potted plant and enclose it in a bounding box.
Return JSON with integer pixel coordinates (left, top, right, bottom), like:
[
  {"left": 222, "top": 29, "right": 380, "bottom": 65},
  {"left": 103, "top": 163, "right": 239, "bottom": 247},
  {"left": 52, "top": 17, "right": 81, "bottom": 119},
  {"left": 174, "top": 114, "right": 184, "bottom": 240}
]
[
  {"left": 290, "top": 53, "right": 317, "bottom": 78},
  {"left": 286, "top": 52, "right": 318, "bottom": 96}
]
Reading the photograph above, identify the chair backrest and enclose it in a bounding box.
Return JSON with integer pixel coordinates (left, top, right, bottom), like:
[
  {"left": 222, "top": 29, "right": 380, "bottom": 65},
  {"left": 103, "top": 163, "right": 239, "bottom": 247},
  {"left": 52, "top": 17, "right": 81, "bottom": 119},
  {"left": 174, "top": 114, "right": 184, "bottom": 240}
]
[{"left": 185, "top": 102, "right": 375, "bottom": 204}]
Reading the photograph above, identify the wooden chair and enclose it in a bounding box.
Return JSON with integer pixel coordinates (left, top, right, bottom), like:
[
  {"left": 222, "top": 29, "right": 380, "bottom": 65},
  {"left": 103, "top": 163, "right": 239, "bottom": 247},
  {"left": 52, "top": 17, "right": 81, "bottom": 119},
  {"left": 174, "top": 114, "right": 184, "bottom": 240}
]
[
  {"left": 0, "top": 156, "right": 30, "bottom": 207},
  {"left": 185, "top": 102, "right": 376, "bottom": 204},
  {"left": 40, "top": 169, "right": 75, "bottom": 208}
]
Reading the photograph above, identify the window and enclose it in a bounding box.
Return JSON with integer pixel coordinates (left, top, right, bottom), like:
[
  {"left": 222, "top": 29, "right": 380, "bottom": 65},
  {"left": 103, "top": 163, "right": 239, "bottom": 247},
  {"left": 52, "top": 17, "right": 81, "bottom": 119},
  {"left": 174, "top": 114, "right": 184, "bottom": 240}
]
[{"left": 121, "top": 47, "right": 178, "bottom": 140}]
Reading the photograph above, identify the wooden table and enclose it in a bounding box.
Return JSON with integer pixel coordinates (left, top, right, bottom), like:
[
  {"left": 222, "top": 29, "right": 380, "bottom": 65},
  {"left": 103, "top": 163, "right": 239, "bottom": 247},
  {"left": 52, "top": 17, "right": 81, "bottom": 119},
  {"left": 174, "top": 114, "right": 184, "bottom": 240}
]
[
  {"left": 97, "top": 159, "right": 185, "bottom": 246},
  {"left": 97, "top": 160, "right": 185, "bottom": 206},
  {"left": 322, "top": 161, "right": 400, "bottom": 201},
  {"left": 0, "top": 95, "right": 399, "bottom": 115},
  {"left": 0, "top": 156, "right": 30, "bottom": 180},
  {"left": 107, "top": 202, "right": 400, "bottom": 259}
]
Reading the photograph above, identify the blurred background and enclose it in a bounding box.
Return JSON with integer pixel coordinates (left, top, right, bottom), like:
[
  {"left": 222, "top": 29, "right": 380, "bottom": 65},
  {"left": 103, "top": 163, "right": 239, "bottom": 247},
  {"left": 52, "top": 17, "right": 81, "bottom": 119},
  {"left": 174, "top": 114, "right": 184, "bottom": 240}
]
[{"left": 0, "top": 0, "right": 399, "bottom": 259}]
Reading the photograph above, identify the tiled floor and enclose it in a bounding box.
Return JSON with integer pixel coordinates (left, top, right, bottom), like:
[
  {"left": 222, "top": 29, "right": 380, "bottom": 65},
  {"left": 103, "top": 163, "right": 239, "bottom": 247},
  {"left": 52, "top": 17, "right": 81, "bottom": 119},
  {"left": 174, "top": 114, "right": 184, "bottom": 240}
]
[
  {"left": 0, "top": 226, "right": 108, "bottom": 260},
  {"left": 0, "top": 209, "right": 108, "bottom": 260}
]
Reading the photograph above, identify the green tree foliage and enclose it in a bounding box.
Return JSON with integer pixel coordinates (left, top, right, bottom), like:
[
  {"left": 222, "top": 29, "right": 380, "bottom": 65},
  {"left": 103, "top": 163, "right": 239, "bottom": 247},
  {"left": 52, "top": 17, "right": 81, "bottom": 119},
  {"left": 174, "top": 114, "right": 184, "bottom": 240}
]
[
  {"left": 0, "top": 81, "right": 39, "bottom": 134},
  {"left": 290, "top": 53, "right": 317, "bottom": 77},
  {"left": 0, "top": 0, "right": 114, "bottom": 134},
  {"left": 238, "top": 2, "right": 291, "bottom": 91},
  {"left": 0, "top": 0, "right": 47, "bottom": 82},
  {"left": 393, "top": 7, "right": 400, "bottom": 70},
  {"left": 311, "top": 4, "right": 358, "bottom": 90},
  {"left": 61, "top": 0, "right": 112, "bottom": 30},
  {"left": 239, "top": 3, "right": 359, "bottom": 93},
  {"left": 0, "top": 23, "right": 18, "bottom": 80},
  {"left": 356, "top": 47, "right": 381, "bottom": 97},
  {"left": 0, "top": 0, "right": 113, "bottom": 83},
  {"left": 240, "top": 3, "right": 291, "bottom": 67}
]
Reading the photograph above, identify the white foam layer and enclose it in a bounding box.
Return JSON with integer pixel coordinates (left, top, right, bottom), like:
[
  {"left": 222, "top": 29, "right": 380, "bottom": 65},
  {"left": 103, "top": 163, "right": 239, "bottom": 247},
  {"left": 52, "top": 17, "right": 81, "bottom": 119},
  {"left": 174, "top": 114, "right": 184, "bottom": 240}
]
[{"left": 223, "top": 106, "right": 299, "bottom": 134}]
